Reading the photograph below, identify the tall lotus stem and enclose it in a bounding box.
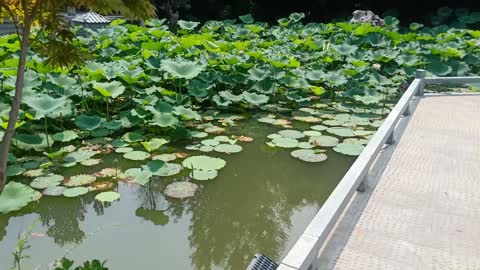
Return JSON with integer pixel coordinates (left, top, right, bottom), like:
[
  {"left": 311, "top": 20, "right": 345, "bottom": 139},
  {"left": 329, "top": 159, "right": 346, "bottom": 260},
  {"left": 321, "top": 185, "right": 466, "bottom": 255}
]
[{"left": 44, "top": 117, "right": 50, "bottom": 150}]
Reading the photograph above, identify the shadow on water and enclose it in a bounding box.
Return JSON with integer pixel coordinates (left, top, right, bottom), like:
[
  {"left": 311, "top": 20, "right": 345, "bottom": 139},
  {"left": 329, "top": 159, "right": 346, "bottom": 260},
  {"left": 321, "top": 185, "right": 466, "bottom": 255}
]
[{"left": 0, "top": 119, "right": 354, "bottom": 270}]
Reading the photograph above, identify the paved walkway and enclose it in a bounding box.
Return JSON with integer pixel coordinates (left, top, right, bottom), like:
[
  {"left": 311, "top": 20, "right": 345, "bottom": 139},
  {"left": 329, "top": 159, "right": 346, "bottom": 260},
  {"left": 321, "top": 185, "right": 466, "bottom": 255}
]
[{"left": 333, "top": 95, "right": 480, "bottom": 270}]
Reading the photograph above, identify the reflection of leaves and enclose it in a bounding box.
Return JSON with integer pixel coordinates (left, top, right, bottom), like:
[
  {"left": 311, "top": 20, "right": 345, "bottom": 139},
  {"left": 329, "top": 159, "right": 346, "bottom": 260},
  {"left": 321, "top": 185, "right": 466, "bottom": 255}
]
[{"left": 136, "top": 208, "right": 169, "bottom": 226}]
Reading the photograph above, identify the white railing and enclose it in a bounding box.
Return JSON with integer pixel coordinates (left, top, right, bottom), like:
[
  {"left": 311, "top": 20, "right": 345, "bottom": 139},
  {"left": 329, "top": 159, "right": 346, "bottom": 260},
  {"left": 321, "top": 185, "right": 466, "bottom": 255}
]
[{"left": 276, "top": 70, "right": 480, "bottom": 270}]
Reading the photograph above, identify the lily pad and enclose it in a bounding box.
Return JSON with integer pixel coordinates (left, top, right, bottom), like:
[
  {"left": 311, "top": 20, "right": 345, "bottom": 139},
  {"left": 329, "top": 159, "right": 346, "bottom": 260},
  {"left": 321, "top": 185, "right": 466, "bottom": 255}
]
[
  {"left": 201, "top": 139, "right": 220, "bottom": 147},
  {"left": 277, "top": 129, "right": 305, "bottom": 139},
  {"left": 164, "top": 181, "right": 198, "bottom": 199},
  {"left": 191, "top": 131, "right": 208, "bottom": 138},
  {"left": 143, "top": 160, "right": 166, "bottom": 175},
  {"left": 0, "top": 182, "right": 41, "bottom": 213},
  {"left": 199, "top": 145, "right": 214, "bottom": 152},
  {"left": 153, "top": 153, "right": 177, "bottom": 162},
  {"left": 333, "top": 143, "right": 365, "bottom": 156},
  {"left": 52, "top": 130, "right": 78, "bottom": 142},
  {"left": 310, "top": 124, "right": 328, "bottom": 131},
  {"left": 214, "top": 144, "right": 243, "bottom": 154},
  {"left": 155, "top": 163, "right": 183, "bottom": 177},
  {"left": 75, "top": 114, "right": 102, "bottom": 131},
  {"left": 65, "top": 174, "right": 96, "bottom": 187},
  {"left": 271, "top": 137, "right": 299, "bottom": 148},
  {"left": 122, "top": 132, "right": 144, "bottom": 143},
  {"left": 30, "top": 174, "right": 64, "bottom": 189},
  {"left": 63, "top": 187, "right": 89, "bottom": 198},
  {"left": 125, "top": 168, "right": 152, "bottom": 185},
  {"left": 267, "top": 133, "right": 283, "bottom": 139},
  {"left": 190, "top": 169, "right": 218, "bottom": 181},
  {"left": 303, "top": 130, "right": 322, "bottom": 137},
  {"left": 297, "top": 142, "right": 314, "bottom": 149},
  {"left": 80, "top": 159, "right": 102, "bottom": 166},
  {"left": 291, "top": 149, "right": 328, "bottom": 162},
  {"left": 182, "top": 155, "right": 226, "bottom": 171},
  {"left": 115, "top": 147, "right": 134, "bottom": 153},
  {"left": 43, "top": 186, "right": 67, "bottom": 196},
  {"left": 7, "top": 165, "right": 25, "bottom": 176},
  {"left": 309, "top": 135, "right": 339, "bottom": 147},
  {"left": 123, "top": 151, "right": 150, "bottom": 161},
  {"left": 95, "top": 191, "right": 120, "bottom": 202},
  {"left": 327, "top": 127, "right": 356, "bottom": 137}
]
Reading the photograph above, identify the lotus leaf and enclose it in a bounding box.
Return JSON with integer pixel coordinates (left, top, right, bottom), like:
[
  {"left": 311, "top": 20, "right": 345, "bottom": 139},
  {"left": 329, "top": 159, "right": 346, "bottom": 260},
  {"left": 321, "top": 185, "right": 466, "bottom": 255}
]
[
  {"left": 327, "top": 127, "right": 356, "bottom": 137},
  {"left": 141, "top": 138, "right": 169, "bottom": 152},
  {"left": 271, "top": 137, "right": 299, "bottom": 148},
  {"left": 31, "top": 174, "right": 64, "bottom": 189},
  {"left": 16, "top": 134, "right": 49, "bottom": 151},
  {"left": 177, "top": 20, "right": 200, "bottom": 30},
  {"left": 125, "top": 168, "right": 152, "bottom": 185},
  {"left": 123, "top": 151, "right": 150, "bottom": 161},
  {"left": 153, "top": 153, "right": 177, "bottom": 162},
  {"left": 309, "top": 135, "right": 339, "bottom": 147},
  {"left": 191, "top": 131, "right": 208, "bottom": 138},
  {"left": 80, "top": 159, "right": 102, "bottom": 166},
  {"left": 154, "top": 163, "right": 183, "bottom": 177},
  {"left": 7, "top": 165, "right": 25, "bottom": 176},
  {"left": 115, "top": 147, "right": 134, "bottom": 153},
  {"left": 199, "top": 145, "right": 214, "bottom": 152},
  {"left": 239, "top": 14, "right": 254, "bottom": 24},
  {"left": 164, "top": 181, "right": 198, "bottom": 199},
  {"left": 291, "top": 149, "right": 328, "bottom": 162},
  {"left": 190, "top": 169, "right": 218, "bottom": 181},
  {"left": 24, "top": 94, "right": 67, "bottom": 117},
  {"left": 23, "top": 169, "right": 45, "bottom": 177},
  {"left": 204, "top": 126, "right": 225, "bottom": 134},
  {"left": 214, "top": 144, "right": 243, "bottom": 153},
  {"left": 293, "top": 116, "right": 322, "bottom": 123},
  {"left": 0, "top": 182, "right": 41, "bottom": 213},
  {"left": 152, "top": 113, "right": 178, "bottom": 127},
  {"left": 65, "top": 174, "right": 96, "bottom": 187},
  {"left": 93, "top": 81, "right": 125, "bottom": 98},
  {"left": 143, "top": 160, "right": 166, "bottom": 174},
  {"left": 277, "top": 129, "right": 305, "bottom": 139},
  {"left": 64, "top": 150, "right": 96, "bottom": 164},
  {"left": 201, "top": 139, "right": 220, "bottom": 147},
  {"left": 173, "top": 106, "right": 201, "bottom": 121},
  {"left": 161, "top": 59, "right": 205, "bottom": 79},
  {"left": 243, "top": 92, "right": 269, "bottom": 105},
  {"left": 267, "top": 133, "right": 283, "bottom": 139},
  {"left": 182, "top": 155, "right": 226, "bottom": 170},
  {"left": 52, "top": 130, "right": 78, "bottom": 142},
  {"left": 297, "top": 142, "right": 314, "bottom": 149},
  {"left": 122, "top": 132, "right": 144, "bottom": 143},
  {"left": 43, "top": 186, "right": 67, "bottom": 196},
  {"left": 334, "top": 143, "right": 365, "bottom": 156},
  {"left": 344, "top": 138, "right": 369, "bottom": 145},
  {"left": 303, "top": 130, "right": 322, "bottom": 137},
  {"left": 75, "top": 114, "right": 101, "bottom": 130},
  {"left": 95, "top": 191, "right": 120, "bottom": 202},
  {"left": 63, "top": 187, "right": 89, "bottom": 198}
]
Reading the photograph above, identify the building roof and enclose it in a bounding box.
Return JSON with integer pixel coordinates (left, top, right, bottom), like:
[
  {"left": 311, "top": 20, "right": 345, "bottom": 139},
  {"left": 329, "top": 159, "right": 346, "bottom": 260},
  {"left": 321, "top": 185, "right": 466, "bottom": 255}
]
[{"left": 71, "top": 11, "right": 111, "bottom": 24}]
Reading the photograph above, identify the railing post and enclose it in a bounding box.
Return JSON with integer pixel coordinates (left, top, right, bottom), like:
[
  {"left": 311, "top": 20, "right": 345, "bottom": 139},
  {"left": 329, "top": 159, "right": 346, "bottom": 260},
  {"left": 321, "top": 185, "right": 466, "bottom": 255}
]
[
  {"left": 416, "top": 69, "right": 426, "bottom": 96},
  {"left": 402, "top": 103, "right": 410, "bottom": 116},
  {"left": 386, "top": 131, "right": 394, "bottom": 145}
]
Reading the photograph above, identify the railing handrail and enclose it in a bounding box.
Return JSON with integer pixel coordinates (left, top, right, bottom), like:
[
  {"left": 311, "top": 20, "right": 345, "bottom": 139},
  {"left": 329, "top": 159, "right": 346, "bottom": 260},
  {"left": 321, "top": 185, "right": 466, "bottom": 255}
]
[{"left": 276, "top": 70, "right": 480, "bottom": 270}]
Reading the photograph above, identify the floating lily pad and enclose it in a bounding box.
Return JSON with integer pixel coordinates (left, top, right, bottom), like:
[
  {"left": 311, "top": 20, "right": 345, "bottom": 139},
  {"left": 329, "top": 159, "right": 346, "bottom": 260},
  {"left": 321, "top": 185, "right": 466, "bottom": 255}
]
[
  {"left": 65, "top": 174, "right": 96, "bottom": 187},
  {"left": 303, "top": 130, "right": 322, "bottom": 137},
  {"left": 125, "top": 168, "right": 152, "bottom": 185},
  {"left": 271, "top": 137, "right": 299, "bottom": 148},
  {"left": 155, "top": 163, "right": 183, "bottom": 177},
  {"left": 191, "top": 131, "right": 208, "bottom": 138},
  {"left": 334, "top": 143, "right": 365, "bottom": 156},
  {"left": 143, "top": 160, "right": 166, "bottom": 175},
  {"left": 199, "top": 145, "right": 214, "bottom": 152},
  {"left": 80, "top": 159, "right": 102, "bottom": 166},
  {"left": 164, "top": 182, "right": 198, "bottom": 199},
  {"left": 309, "top": 135, "right": 339, "bottom": 147},
  {"left": 214, "top": 144, "right": 243, "bottom": 154},
  {"left": 123, "top": 151, "right": 150, "bottom": 161},
  {"left": 64, "top": 150, "right": 96, "bottom": 164},
  {"left": 30, "top": 174, "right": 64, "bottom": 189},
  {"left": 344, "top": 138, "right": 369, "bottom": 145},
  {"left": 182, "top": 156, "right": 226, "bottom": 170},
  {"left": 122, "top": 132, "right": 144, "bottom": 143},
  {"left": 204, "top": 126, "right": 225, "bottom": 134},
  {"left": 267, "top": 133, "right": 283, "bottom": 139},
  {"left": 23, "top": 169, "right": 45, "bottom": 177},
  {"left": 185, "top": 144, "right": 201, "bottom": 151},
  {"left": 213, "top": 136, "right": 231, "bottom": 143},
  {"left": 327, "top": 127, "right": 356, "bottom": 137},
  {"left": 190, "top": 169, "right": 218, "bottom": 181},
  {"left": 297, "top": 142, "right": 314, "bottom": 149},
  {"left": 63, "top": 187, "right": 89, "bottom": 198},
  {"left": 277, "top": 129, "right": 305, "bottom": 139},
  {"left": 153, "top": 153, "right": 177, "bottom": 162},
  {"left": 43, "top": 186, "right": 67, "bottom": 196},
  {"left": 0, "top": 182, "right": 41, "bottom": 213},
  {"left": 95, "top": 191, "right": 120, "bottom": 202},
  {"left": 291, "top": 149, "right": 328, "bottom": 162},
  {"left": 293, "top": 116, "right": 322, "bottom": 123},
  {"left": 353, "top": 130, "right": 373, "bottom": 136},
  {"left": 201, "top": 139, "right": 220, "bottom": 147},
  {"left": 115, "top": 147, "right": 134, "bottom": 153},
  {"left": 310, "top": 124, "right": 328, "bottom": 131},
  {"left": 95, "top": 168, "right": 119, "bottom": 178}
]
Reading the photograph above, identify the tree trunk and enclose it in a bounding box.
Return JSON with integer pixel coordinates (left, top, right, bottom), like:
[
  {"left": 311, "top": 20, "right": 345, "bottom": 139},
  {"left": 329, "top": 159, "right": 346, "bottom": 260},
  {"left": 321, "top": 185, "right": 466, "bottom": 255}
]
[{"left": 0, "top": 25, "right": 31, "bottom": 193}]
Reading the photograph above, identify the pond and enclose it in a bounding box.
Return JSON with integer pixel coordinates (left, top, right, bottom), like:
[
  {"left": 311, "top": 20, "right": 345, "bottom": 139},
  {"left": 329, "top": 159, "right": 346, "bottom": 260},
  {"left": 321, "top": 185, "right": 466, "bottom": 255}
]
[{"left": 0, "top": 118, "right": 356, "bottom": 270}]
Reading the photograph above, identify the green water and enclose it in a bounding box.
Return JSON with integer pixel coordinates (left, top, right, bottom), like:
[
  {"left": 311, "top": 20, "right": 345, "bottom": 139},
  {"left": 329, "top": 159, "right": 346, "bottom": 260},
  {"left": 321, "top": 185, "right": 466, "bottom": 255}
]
[{"left": 0, "top": 119, "right": 354, "bottom": 270}]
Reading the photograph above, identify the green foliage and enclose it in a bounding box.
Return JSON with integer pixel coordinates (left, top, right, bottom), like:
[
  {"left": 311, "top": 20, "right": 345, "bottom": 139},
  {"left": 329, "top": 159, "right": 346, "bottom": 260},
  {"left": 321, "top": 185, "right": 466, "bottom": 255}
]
[{"left": 54, "top": 258, "right": 108, "bottom": 270}]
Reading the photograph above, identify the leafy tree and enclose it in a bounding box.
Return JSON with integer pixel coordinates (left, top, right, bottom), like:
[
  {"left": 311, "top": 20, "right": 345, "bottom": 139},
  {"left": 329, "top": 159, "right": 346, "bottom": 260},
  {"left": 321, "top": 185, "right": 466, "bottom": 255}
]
[{"left": 0, "top": 0, "right": 155, "bottom": 193}]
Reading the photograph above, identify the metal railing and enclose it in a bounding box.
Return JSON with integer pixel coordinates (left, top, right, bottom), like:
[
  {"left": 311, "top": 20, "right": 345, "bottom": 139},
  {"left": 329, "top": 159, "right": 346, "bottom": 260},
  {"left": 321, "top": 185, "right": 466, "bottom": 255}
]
[{"left": 276, "top": 70, "right": 480, "bottom": 270}]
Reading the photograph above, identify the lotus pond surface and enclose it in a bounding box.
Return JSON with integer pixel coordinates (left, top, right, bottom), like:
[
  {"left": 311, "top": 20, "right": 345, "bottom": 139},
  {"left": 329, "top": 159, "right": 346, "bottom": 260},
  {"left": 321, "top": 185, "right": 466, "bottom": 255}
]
[{"left": 0, "top": 118, "right": 355, "bottom": 270}]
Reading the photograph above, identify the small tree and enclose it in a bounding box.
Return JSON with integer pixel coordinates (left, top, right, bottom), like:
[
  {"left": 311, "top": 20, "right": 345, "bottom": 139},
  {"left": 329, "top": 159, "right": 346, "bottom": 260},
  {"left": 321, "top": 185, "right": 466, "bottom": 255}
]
[{"left": 0, "top": 0, "right": 155, "bottom": 192}]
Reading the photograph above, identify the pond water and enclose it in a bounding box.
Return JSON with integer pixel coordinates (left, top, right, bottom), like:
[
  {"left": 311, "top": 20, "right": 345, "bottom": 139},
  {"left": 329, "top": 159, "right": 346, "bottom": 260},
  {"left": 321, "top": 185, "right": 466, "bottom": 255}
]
[{"left": 0, "top": 118, "right": 355, "bottom": 270}]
